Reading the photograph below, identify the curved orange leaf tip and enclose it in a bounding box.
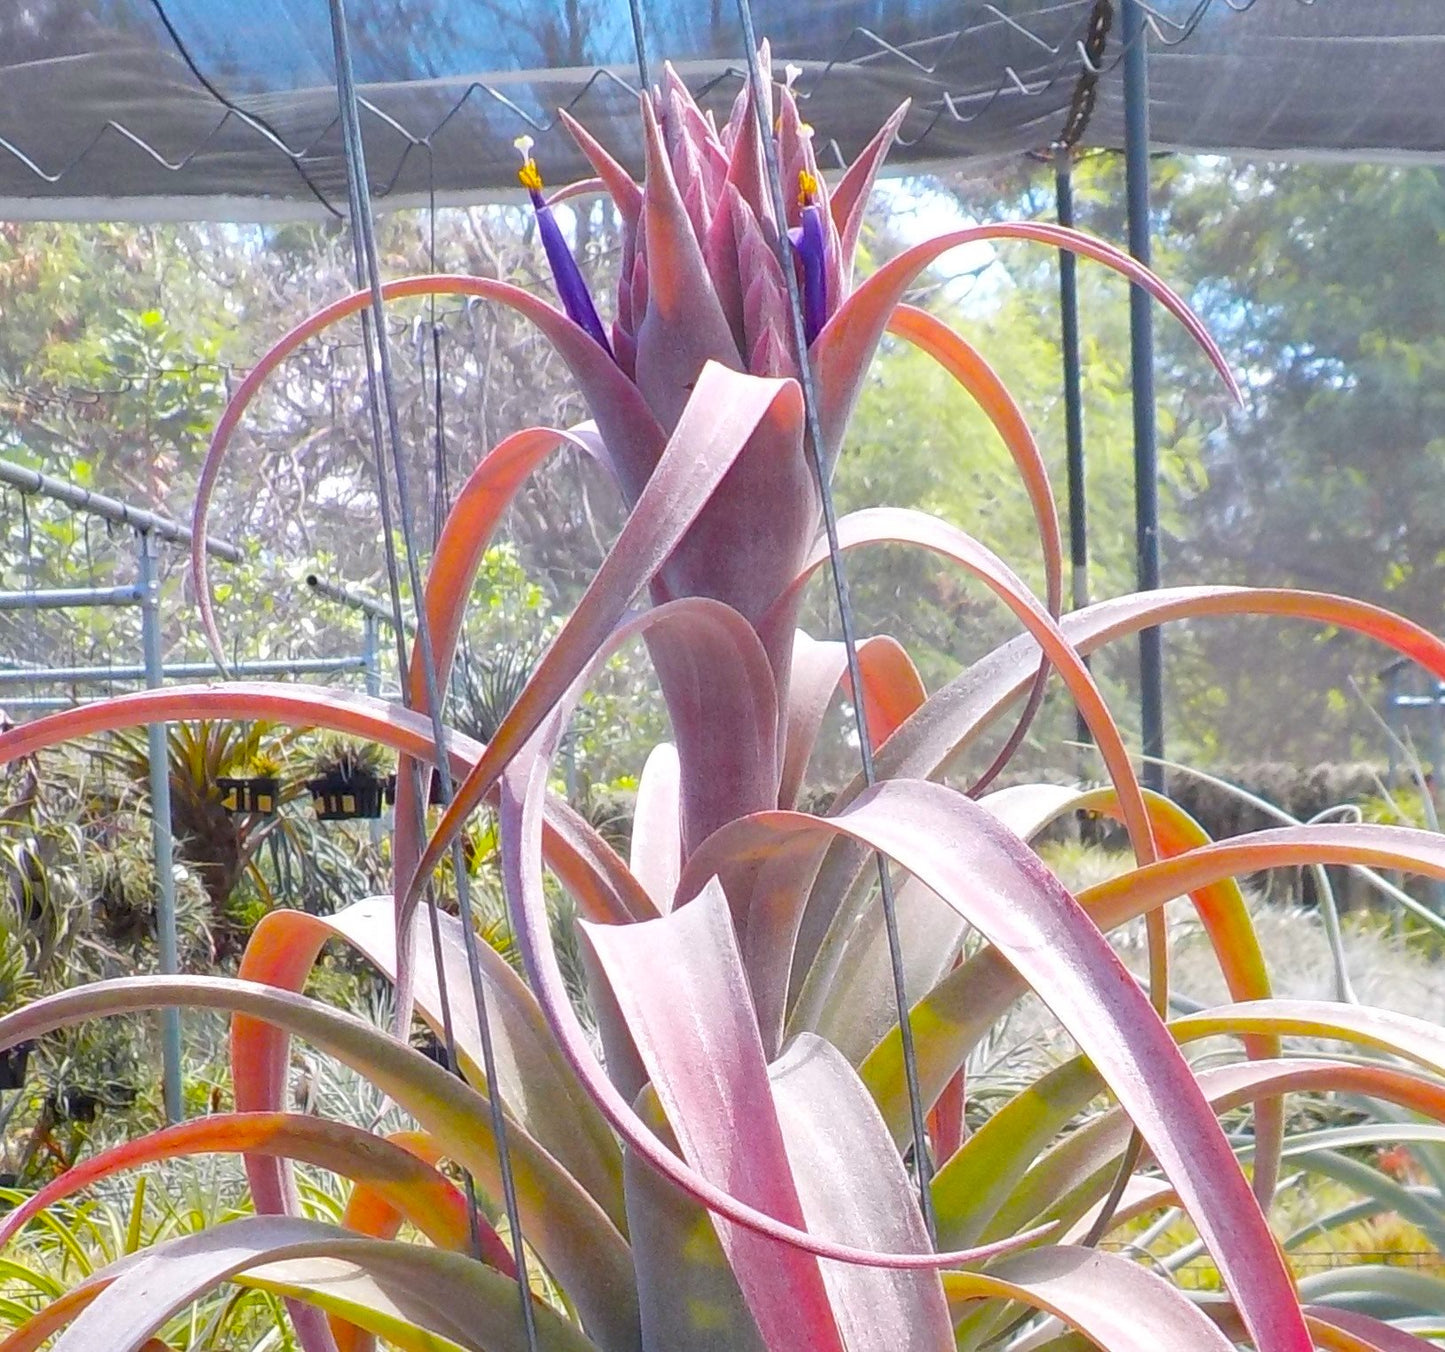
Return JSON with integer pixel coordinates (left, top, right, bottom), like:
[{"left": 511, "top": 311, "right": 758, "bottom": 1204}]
[
  {"left": 391, "top": 419, "right": 608, "bottom": 1016},
  {"left": 782, "top": 631, "right": 925, "bottom": 810},
  {"left": 0, "top": 1112, "right": 474, "bottom": 1257},
  {"left": 884, "top": 303, "right": 1062, "bottom": 794},
  {"left": 231, "top": 898, "right": 625, "bottom": 1249},
  {"left": 764, "top": 504, "right": 1158, "bottom": 871},
  {"left": 330, "top": 1128, "right": 516, "bottom": 1352},
  {"left": 189, "top": 274, "right": 662, "bottom": 668}
]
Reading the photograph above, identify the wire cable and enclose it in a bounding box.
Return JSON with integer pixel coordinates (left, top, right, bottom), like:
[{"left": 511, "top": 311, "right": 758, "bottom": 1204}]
[
  {"left": 732, "top": 0, "right": 939, "bottom": 1244},
  {"left": 326, "top": 3, "right": 539, "bottom": 1345}
]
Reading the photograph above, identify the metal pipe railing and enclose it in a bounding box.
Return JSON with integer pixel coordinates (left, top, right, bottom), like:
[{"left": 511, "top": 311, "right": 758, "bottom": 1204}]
[
  {"left": 0, "top": 656, "right": 368, "bottom": 688},
  {"left": 0, "top": 585, "right": 142, "bottom": 611},
  {"left": 0, "top": 458, "right": 242, "bottom": 563},
  {"left": 305, "top": 572, "right": 402, "bottom": 628}
]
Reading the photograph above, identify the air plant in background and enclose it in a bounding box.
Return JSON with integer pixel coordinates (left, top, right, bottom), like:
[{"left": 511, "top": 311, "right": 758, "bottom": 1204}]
[{"left": 7, "top": 46, "right": 1445, "bottom": 1352}]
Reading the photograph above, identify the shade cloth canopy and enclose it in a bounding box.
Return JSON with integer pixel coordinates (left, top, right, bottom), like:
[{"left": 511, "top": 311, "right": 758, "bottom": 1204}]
[{"left": 2, "top": 0, "right": 1442, "bottom": 220}]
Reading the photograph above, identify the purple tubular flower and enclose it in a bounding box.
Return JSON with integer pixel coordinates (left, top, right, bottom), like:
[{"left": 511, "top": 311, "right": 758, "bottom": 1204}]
[
  {"left": 519, "top": 154, "right": 614, "bottom": 358},
  {"left": 789, "top": 201, "right": 828, "bottom": 348}
]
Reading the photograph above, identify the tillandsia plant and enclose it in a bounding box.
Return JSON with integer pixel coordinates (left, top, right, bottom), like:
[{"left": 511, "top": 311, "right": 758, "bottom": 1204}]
[{"left": 11, "top": 47, "right": 1445, "bottom": 1352}]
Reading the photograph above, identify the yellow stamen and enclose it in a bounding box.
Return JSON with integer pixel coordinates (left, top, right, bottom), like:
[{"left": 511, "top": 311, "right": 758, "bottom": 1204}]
[
  {"left": 514, "top": 134, "right": 543, "bottom": 192},
  {"left": 797, "top": 169, "right": 819, "bottom": 208}
]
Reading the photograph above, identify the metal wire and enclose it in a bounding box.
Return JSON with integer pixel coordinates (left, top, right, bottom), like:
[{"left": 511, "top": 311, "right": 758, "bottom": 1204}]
[
  {"left": 326, "top": 2, "right": 538, "bottom": 1343},
  {"left": 626, "top": 0, "right": 654, "bottom": 91},
  {"left": 0, "top": 0, "right": 1327, "bottom": 206},
  {"left": 730, "top": 3, "right": 939, "bottom": 1244},
  {"left": 324, "top": 35, "right": 487, "bottom": 1276}
]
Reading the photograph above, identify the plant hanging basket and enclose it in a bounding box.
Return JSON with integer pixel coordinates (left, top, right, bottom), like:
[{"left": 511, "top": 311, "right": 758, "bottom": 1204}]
[
  {"left": 216, "top": 776, "right": 281, "bottom": 816},
  {"left": 0, "top": 1041, "right": 32, "bottom": 1091},
  {"left": 307, "top": 772, "right": 385, "bottom": 821}
]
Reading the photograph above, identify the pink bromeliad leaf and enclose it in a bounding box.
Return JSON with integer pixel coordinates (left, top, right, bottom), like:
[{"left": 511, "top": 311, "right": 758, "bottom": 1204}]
[
  {"left": 861, "top": 819, "right": 1445, "bottom": 1149},
  {"left": 331, "top": 1128, "right": 493, "bottom": 1352},
  {"left": 408, "top": 362, "right": 799, "bottom": 903},
  {"left": 751, "top": 505, "right": 1168, "bottom": 1043},
  {"left": 679, "top": 781, "right": 1311, "bottom": 1352},
  {"left": 493, "top": 682, "right": 1051, "bottom": 1275},
  {"left": 0, "top": 976, "right": 637, "bottom": 1352},
  {"left": 1196, "top": 1294, "right": 1445, "bottom": 1351},
  {"left": 829, "top": 102, "right": 910, "bottom": 289},
  {"left": 584, "top": 881, "right": 850, "bottom": 1352},
  {"left": 630, "top": 742, "right": 682, "bottom": 911},
  {"left": 781, "top": 631, "right": 925, "bottom": 811},
  {"left": 189, "top": 275, "right": 662, "bottom": 665},
  {"left": 992, "top": 1056, "right": 1445, "bottom": 1246},
  {"left": 814, "top": 220, "right": 1240, "bottom": 467},
  {"left": 0, "top": 1112, "right": 474, "bottom": 1256},
  {"left": 800, "top": 582, "right": 1445, "bottom": 1029},
  {"left": 805, "top": 872, "right": 967, "bottom": 1068},
  {"left": 767, "top": 1034, "right": 952, "bottom": 1350},
  {"left": 848, "top": 584, "right": 1445, "bottom": 807},
  {"left": 390, "top": 423, "right": 607, "bottom": 879},
  {"left": 1304, "top": 1306, "right": 1444, "bottom": 1351},
  {"left": 882, "top": 302, "right": 1063, "bottom": 791},
  {"left": 941, "top": 1246, "right": 1234, "bottom": 1351},
  {"left": 621, "top": 1083, "right": 766, "bottom": 1350},
  {"left": 232, "top": 899, "right": 623, "bottom": 1231},
  {"left": 21, "top": 1217, "right": 598, "bottom": 1352},
  {"left": 980, "top": 783, "right": 1284, "bottom": 1205}
]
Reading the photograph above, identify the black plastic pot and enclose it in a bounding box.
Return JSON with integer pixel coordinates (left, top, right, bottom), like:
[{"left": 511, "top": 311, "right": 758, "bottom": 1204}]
[
  {"left": 386, "top": 770, "right": 446, "bottom": 805},
  {"left": 54, "top": 1087, "right": 100, "bottom": 1123},
  {"left": 216, "top": 776, "right": 281, "bottom": 816},
  {"left": 413, "top": 1031, "right": 466, "bottom": 1080},
  {"left": 307, "top": 771, "right": 385, "bottom": 821},
  {"left": 0, "top": 1041, "right": 32, "bottom": 1091}
]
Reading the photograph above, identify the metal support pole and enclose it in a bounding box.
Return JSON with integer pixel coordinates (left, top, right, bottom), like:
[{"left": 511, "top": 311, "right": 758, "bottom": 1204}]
[
  {"left": 137, "top": 532, "right": 183, "bottom": 1123},
  {"left": 362, "top": 614, "right": 381, "bottom": 699},
  {"left": 1384, "top": 666, "right": 1400, "bottom": 787},
  {"left": 1122, "top": 0, "right": 1164, "bottom": 792},
  {"left": 1055, "top": 149, "right": 1091, "bottom": 749},
  {"left": 362, "top": 614, "right": 383, "bottom": 844},
  {"left": 306, "top": 572, "right": 402, "bottom": 630}
]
